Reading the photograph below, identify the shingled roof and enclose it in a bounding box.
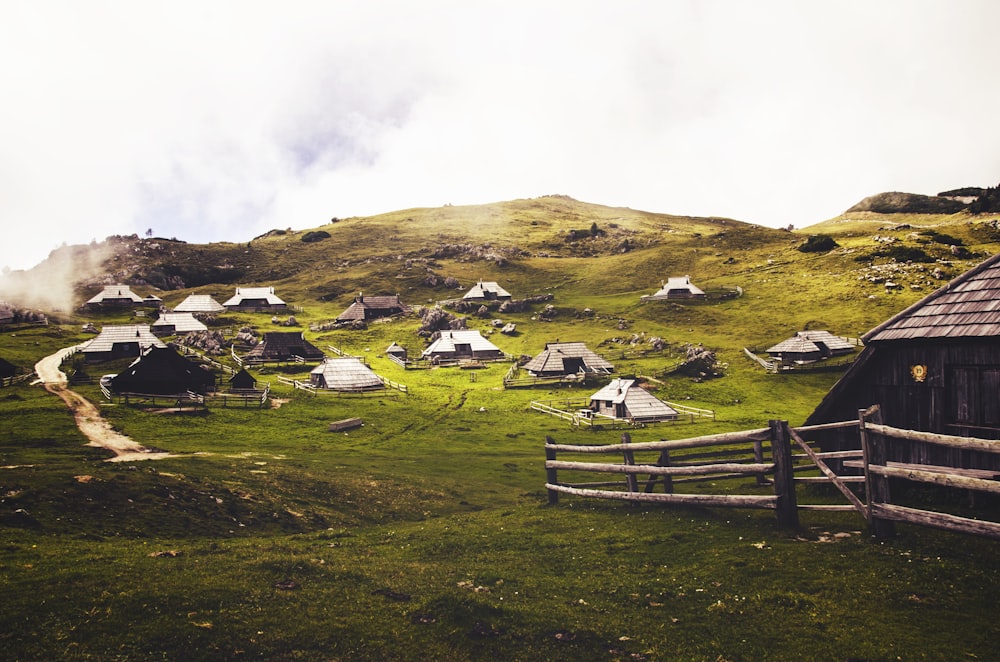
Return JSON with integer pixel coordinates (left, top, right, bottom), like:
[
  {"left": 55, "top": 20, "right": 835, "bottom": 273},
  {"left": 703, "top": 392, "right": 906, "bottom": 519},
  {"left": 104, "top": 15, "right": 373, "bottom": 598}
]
[
  {"left": 82, "top": 325, "right": 166, "bottom": 355},
  {"left": 244, "top": 332, "right": 325, "bottom": 362},
  {"left": 336, "top": 294, "right": 409, "bottom": 322},
  {"left": 421, "top": 329, "right": 504, "bottom": 359},
  {"left": 86, "top": 284, "right": 144, "bottom": 305},
  {"left": 310, "top": 357, "right": 385, "bottom": 391},
  {"left": 523, "top": 341, "right": 614, "bottom": 376},
  {"left": 864, "top": 252, "right": 1000, "bottom": 342},
  {"left": 110, "top": 346, "right": 216, "bottom": 395},
  {"left": 463, "top": 280, "right": 512, "bottom": 301},
  {"left": 152, "top": 313, "right": 208, "bottom": 335},
  {"left": 173, "top": 294, "right": 225, "bottom": 314},
  {"left": 589, "top": 378, "right": 678, "bottom": 422}
]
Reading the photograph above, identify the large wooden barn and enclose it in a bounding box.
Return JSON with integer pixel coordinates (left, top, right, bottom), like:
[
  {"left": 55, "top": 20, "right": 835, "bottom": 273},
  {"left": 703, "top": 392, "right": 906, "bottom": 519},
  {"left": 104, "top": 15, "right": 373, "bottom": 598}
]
[
  {"left": 110, "top": 346, "right": 216, "bottom": 395},
  {"left": 805, "top": 252, "right": 1000, "bottom": 468}
]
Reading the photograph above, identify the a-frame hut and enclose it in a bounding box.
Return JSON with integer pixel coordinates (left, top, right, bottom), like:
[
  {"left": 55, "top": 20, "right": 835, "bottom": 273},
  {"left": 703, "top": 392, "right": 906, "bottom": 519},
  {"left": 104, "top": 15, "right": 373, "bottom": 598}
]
[
  {"left": 173, "top": 294, "right": 225, "bottom": 315},
  {"left": 336, "top": 293, "right": 409, "bottom": 323},
  {"left": 462, "top": 280, "right": 512, "bottom": 302},
  {"left": 81, "top": 325, "right": 167, "bottom": 362},
  {"left": 421, "top": 330, "right": 505, "bottom": 362},
  {"left": 244, "top": 332, "right": 325, "bottom": 363},
  {"left": 523, "top": 341, "right": 614, "bottom": 378},
  {"left": 385, "top": 342, "right": 408, "bottom": 362},
  {"left": 766, "top": 330, "right": 855, "bottom": 365},
  {"left": 642, "top": 276, "right": 706, "bottom": 301},
  {"left": 588, "top": 379, "right": 678, "bottom": 423},
  {"left": 109, "top": 346, "right": 216, "bottom": 395},
  {"left": 805, "top": 252, "right": 1000, "bottom": 468},
  {"left": 85, "top": 284, "right": 145, "bottom": 310},
  {"left": 228, "top": 368, "right": 258, "bottom": 392},
  {"left": 223, "top": 287, "right": 287, "bottom": 312},
  {"left": 309, "top": 357, "right": 385, "bottom": 392}
]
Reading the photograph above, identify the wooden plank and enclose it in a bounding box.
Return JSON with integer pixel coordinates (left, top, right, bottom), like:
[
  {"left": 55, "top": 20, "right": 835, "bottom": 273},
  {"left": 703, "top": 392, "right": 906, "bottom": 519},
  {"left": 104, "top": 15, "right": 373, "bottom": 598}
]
[
  {"left": 843, "top": 460, "right": 1000, "bottom": 480},
  {"left": 770, "top": 420, "right": 799, "bottom": 528},
  {"left": 545, "top": 428, "right": 771, "bottom": 454},
  {"left": 545, "top": 460, "right": 775, "bottom": 476},
  {"left": 793, "top": 420, "right": 860, "bottom": 433},
  {"left": 794, "top": 475, "right": 866, "bottom": 483},
  {"left": 545, "top": 483, "right": 777, "bottom": 508},
  {"left": 788, "top": 428, "right": 868, "bottom": 517},
  {"left": 871, "top": 503, "right": 1000, "bottom": 540},
  {"left": 328, "top": 417, "right": 363, "bottom": 432},
  {"left": 797, "top": 504, "right": 862, "bottom": 512},
  {"left": 868, "top": 464, "right": 1000, "bottom": 495},
  {"left": 865, "top": 423, "right": 1000, "bottom": 455}
]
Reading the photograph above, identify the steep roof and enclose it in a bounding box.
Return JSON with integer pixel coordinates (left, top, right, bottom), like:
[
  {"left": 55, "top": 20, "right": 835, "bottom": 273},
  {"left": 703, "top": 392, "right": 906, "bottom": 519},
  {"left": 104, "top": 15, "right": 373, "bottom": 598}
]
[
  {"left": 310, "top": 357, "right": 384, "bottom": 390},
  {"left": 590, "top": 378, "right": 678, "bottom": 420},
  {"left": 337, "top": 294, "right": 409, "bottom": 322},
  {"left": 421, "top": 330, "right": 503, "bottom": 357},
  {"left": 86, "top": 285, "right": 144, "bottom": 304},
  {"left": 82, "top": 325, "right": 166, "bottom": 354},
  {"left": 463, "top": 281, "right": 512, "bottom": 300},
  {"left": 522, "top": 341, "right": 614, "bottom": 374},
  {"left": 152, "top": 313, "right": 208, "bottom": 334},
  {"left": 864, "top": 252, "right": 1000, "bottom": 342},
  {"left": 797, "top": 330, "right": 855, "bottom": 353},
  {"left": 110, "top": 346, "right": 215, "bottom": 394},
  {"left": 223, "top": 287, "right": 285, "bottom": 307},
  {"left": 244, "top": 331, "right": 325, "bottom": 361},
  {"left": 766, "top": 335, "right": 822, "bottom": 356},
  {"left": 644, "top": 276, "right": 706, "bottom": 300},
  {"left": 173, "top": 294, "right": 225, "bottom": 314}
]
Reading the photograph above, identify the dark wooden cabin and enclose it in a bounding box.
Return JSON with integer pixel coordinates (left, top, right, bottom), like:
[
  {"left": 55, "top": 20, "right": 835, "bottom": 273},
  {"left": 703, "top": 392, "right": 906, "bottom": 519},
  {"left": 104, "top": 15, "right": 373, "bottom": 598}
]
[
  {"left": 110, "top": 346, "right": 216, "bottom": 395},
  {"left": 804, "top": 252, "right": 1000, "bottom": 469},
  {"left": 244, "top": 332, "right": 325, "bottom": 363},
  {"left": 336, "top": 293, "right": 409, "bottom": 323}
]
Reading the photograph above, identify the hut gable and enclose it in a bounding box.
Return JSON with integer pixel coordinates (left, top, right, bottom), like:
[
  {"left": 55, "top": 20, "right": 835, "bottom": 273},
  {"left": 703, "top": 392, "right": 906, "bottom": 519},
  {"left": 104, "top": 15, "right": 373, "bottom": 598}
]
[
  {"left": 643, "top": 276, "right": 706, "bottom": 300},
  {"left": 81, "top": 325, "right": 166, "bottom": 362},
  {"left": 523, "top": 341, "right": 614, "bottom": 377},
  {"left": 228, "top": 368, "right": 257, "bottom": 391},
  {"left": 222, "top": 287, "right": 287, "bottom": 312},
  {"left": 152, "top": 312, "right": 208, "bottom": 335},
  {"left": 806, "top": 252, "right": 1000, "bottom": 459},
  {"left": 244, "top": 331, "right": 325, "bottom": 362},
  {"left": 173, "top": 294, "right": 225, "bottom": 314},
  {"left": 421, "top": 329, "right": 504, "bottom": 361},
  {"left": 588, "top": 379, "right": 678, "bottom": 422},
  {"left": 309, "top": 357, "right": 385, "bottom": 391},
  {"left": 463, "top": 280, "right": 512, "bottom": 302},
  {"left": 85, "top": 284, "right": 145, "bottom": 308},
  {"left": 336, "top": 293, "right": 409, "bottom": 322},
  {"left": 109, "top": 346, "right": 216, "bottom": 395}
]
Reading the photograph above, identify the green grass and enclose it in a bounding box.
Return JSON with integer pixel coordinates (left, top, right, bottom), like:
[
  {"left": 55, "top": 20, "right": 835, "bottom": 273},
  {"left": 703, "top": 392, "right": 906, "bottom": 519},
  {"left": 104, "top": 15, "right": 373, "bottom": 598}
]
[{"left": 2, "top": 202, "right": 1000, "bottom": 659}]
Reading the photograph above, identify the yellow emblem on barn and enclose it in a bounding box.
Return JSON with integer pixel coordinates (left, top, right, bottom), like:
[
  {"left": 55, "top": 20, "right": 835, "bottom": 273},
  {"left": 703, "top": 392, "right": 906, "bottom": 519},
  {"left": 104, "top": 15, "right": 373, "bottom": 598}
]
[{"left": 911, "top": 364, "right": 927, "bottom": 383}]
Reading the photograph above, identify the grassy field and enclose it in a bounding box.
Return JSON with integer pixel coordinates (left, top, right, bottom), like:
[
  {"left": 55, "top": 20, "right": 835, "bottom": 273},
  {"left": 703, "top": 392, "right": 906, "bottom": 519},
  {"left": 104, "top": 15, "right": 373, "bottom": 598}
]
[{"left": 2, "top": 199, "right": 1000, "bottom": 660}]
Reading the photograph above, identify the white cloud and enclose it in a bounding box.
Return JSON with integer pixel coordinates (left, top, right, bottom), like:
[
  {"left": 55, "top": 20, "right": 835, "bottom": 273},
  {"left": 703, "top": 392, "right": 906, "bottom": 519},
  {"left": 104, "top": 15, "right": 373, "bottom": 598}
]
[{"left": 1, "top": 1, "right": 999, "bottom": 272}]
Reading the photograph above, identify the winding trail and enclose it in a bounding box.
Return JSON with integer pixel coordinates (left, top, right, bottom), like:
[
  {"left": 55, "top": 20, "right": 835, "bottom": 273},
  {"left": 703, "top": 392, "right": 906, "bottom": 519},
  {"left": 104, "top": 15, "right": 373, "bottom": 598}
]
[{"left": 34, "top": 346, "right": 175, "bottom": 462}]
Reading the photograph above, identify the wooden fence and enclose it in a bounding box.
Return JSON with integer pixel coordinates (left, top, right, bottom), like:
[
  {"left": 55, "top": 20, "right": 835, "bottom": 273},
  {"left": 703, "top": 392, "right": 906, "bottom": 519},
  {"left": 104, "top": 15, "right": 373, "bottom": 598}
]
[
  {"left": 1, "top": 373, "right": 34, "bottom": 388},
  {"left": 545, "top": 407, "right": 1000, "bottom": 540}
]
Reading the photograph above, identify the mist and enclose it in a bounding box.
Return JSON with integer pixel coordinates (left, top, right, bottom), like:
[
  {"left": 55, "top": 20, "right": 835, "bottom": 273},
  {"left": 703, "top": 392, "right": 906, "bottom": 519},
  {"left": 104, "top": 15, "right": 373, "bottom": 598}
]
[{"left": 0, "top": 242, "right": 114, "bottom": 313}]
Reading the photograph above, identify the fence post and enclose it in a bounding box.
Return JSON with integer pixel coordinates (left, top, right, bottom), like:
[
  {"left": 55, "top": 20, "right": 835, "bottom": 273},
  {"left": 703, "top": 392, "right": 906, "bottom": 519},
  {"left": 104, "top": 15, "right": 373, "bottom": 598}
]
[
  {"left": 621, "top": 433, "right": 638, "bottom": 494},
  {"left": 753, "top": 437, "right": 769, "bottom": 485},
  {"left": 545, "top": 436, "right": 559, "bottom": 505},
  {"left": 644, "top": 449, "right": 673, "bottom": 494},
  {"left": 859, "top": 406, "right": 895, "bottom": 539},
  {"left": 770, "top": 420, "right": 799, "bottom": 528}
]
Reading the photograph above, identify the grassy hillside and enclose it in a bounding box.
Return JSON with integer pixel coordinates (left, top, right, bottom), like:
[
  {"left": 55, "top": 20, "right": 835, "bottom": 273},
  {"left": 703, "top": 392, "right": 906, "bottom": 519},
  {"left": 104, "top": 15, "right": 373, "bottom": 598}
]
[{"left": 2, "top": 197, "right": 1000, "bottom": 659}]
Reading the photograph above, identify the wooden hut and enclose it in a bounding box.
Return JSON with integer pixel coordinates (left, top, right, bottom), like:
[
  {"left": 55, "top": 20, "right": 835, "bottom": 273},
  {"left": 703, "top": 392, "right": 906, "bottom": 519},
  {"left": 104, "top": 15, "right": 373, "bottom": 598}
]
[
  {"left": 152, "top": 312, "right": 208, "bottom": 336},
  {"left": 173, "top": 294, "right": 225, "bottom": 315},
  {"left": 766, "top": 330, "right": 854, "bottom": 365},
  {"left": 0, "top": 357, "right": 18, "bottom": 380},
  {"left": 222, "top": 287, "right": 287, "bottom": 312},
  {"left": 385, "top": 342, "right": 408, "bottom": 362},
  {"left": 641, "top": 276, "right": 706, "bottom": 301},
  {"left": 523, "top": 341, "right": 614, "bottom": 378},
  {"left": 336, "top": 293, "right": 409, "bottom": 323},
  {"left": 228, "top": 368, "right": 257, "bottom": 392},
  {"left": 805, "top": 252, "right": 1000, "bottom": 468},
  {"left": 588, "top": 379, "right": 678, "bottom": 423},
  {"left": 244, "top": 332, "right": 324, "bottom": 363},
  {"left": 462, "top": 280, "right": 512, "bottom": 302},
  {"left": 421, "top": 330, "right": 505, "bottom": 362},
  {"left": 81, "top": 325, "right": 166, "bottom": 362},
  {"left": 310, "top": 357, "right": 385, "bottom": 392},
  {"left": 109, "top": 346, "right": 216, "bottom": 395},
  {"left": 85, "top": 284, "right": 145, "bottom": 310}
]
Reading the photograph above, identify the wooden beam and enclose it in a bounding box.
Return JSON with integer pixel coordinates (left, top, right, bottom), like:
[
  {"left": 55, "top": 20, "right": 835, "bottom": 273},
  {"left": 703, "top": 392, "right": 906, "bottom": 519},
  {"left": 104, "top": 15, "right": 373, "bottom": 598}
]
[
  {"left": 545, "top": 460, "right": 775, "bottom": 476},
  {"left": 788, "top": 428, "right": 868, "bottom": 517},
  {"left": 864, "top": 423, "right": 1000, "bottom": 455},
  {"left": 545, "top": 428, "right": 770, "bottom": 454},
  {"left": 545, "top": 483, "right": 777, "bottom": 508},
  {"left": 872, "top": 503, "right": 1000, "bottom": 540}
]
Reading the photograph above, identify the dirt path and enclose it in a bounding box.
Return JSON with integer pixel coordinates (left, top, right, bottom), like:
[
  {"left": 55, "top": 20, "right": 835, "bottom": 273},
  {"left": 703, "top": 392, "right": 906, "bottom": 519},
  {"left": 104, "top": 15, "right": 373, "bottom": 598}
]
[{"left": 34, "top": 346, "right": 175, "bottom": 462}]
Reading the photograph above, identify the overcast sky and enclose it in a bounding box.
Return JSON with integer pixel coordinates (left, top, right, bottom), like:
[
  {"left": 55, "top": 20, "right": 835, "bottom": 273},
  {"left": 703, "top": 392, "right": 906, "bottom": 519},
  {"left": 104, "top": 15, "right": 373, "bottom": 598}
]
[{"left": 1, "top": 1, "right": 998, "bottom": 271}]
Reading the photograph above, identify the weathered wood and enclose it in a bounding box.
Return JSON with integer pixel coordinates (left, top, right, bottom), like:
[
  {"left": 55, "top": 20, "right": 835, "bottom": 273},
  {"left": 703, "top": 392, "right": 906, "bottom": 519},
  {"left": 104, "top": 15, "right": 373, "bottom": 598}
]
[
  {"left": 864, "top": 423, "right": 1000, "bottom": 455},
  {"left": 643, "top": 449, "right": 673, "bottom": 494},
  {"left": 844, "top": 459, "right": 1000, "bottom": 480},
  {"left": 788, "top": 428, "right": 868, "bottom": 518},
  {"left": 867, "top": 464, "right": 1000, "bottom": 495},
  {"left": 328, "top": 417, "right": 363, "bottom": 432},
  {"left": 753, "top": 437, "right": 769, "bottom": 485},
  {"left": 545, "top": 460, "right": 775, "bottom": 476},
  {"left": 545, "top": 428, "right": 771, "bottom": 454},
  {"left": 794, "top": 475, "right": 866, "bottom": 483},
  {"left": 871, "top": 503, "right": 1000, "bottom": 540},
  {"left": 797, "top": 504, "right": 861, "bottom": 512},
  {"left": 792, "top": 450, "right": 864, "bottom": 460},
  {"left": 545, "top": 437, "right": 559, "bottom": 505},
  {"left": 860, "top": 406, "right": 895, "bottom": 539},
  {"left": 621, "top": 433, "right": 639, "bottom": 493},
  {"left": 770, "top": 420, "right": 799, "bottom": 528},
  {"left": 792, "top": 420, "right": 859, "bottom": 433},
  {"left": 545, "top": 483, "right": 778, "bottom": 508}
]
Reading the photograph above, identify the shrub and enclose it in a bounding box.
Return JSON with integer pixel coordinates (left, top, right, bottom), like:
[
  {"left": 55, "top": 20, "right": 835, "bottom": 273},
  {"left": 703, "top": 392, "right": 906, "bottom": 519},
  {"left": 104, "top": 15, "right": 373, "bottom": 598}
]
[
  {"left": 301, "top": 231, "right": 331, "bottom": 243},
  {"left": 797, "top": 235, "right": 838, "bottom": 253}
]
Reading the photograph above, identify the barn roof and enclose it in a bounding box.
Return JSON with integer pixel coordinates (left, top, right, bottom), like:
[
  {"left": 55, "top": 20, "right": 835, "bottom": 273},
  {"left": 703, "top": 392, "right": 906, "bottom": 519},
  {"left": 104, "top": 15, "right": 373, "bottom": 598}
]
[
  {"left": 644, "top": 276, "right": 706, "bottom": 299},
  {"left": 590, "top": 379, "right": 679, "bottom": 420},
  {"left": 86, "top": 285, "right": 144, "bottom": 304},
  {"left": 152, "top": 313, "right": 208, "bottom": 334},
  {"left": 223, "top": 287, "right": 285, "bottom": 307},
  {"left": 766, "top": 335, "right": 821, "bottom": 355},
  {"left": 310, "top": 357, "right": 384, "bottom": 390},
  {"left": 111, "top": 346, "right": 215, "bottom": 394},
  {"left": 766, "top": 331, "right": 854, "bottom": 356},
  {"left": 421, "top": 330, "right": 502, "bottom": 357},
  {"left": 463, "top": 281, "right": 512, "bottom": 299},
  {"left": 864, "top": 252, "right": 1000, "bottom": 342},
  {"left": 82, "top": 325, "right": 166, "bottom": 354},
  {"left": 173, "top": 294, "right": 225, "bottom": 314},
  {"left": 522, "top": 341, "right": 614, "bottom": 374},
  {"left": 337, "top": 294, "right": 409, "bottom": 321},
  {"left": 797, "top": 330, "right": 855, "bottom": 352}
]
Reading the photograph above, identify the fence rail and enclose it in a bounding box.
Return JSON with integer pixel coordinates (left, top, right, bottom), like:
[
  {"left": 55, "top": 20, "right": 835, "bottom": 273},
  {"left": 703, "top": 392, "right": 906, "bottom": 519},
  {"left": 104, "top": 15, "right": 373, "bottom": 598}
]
[{"left": 544, "top": 406, "right": 1000, "bottom": 540}]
